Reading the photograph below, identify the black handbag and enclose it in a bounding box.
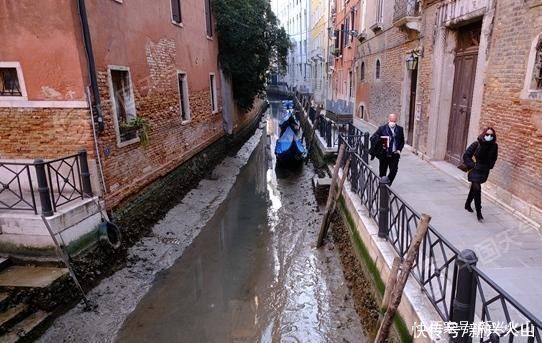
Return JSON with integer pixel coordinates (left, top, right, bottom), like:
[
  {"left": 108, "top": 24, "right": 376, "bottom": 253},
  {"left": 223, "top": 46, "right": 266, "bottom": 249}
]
[{"left": 457, "top": 142, "right": 480, "bottom": 172}]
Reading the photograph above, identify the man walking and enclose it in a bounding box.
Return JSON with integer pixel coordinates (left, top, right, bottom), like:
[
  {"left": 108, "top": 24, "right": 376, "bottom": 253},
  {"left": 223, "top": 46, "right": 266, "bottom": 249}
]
[{"left": 370, "top": 113, "right": 405, "bottom": 185}]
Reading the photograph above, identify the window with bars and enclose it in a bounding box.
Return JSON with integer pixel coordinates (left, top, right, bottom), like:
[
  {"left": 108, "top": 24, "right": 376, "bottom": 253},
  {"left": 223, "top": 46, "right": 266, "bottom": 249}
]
[
  {"left": 376, "top": 0, "right": 383, "bottom": 23},
  {"left": 204, "top": 0, "right": 213, "bottom": 36},
  {"left": 376, "top": 60, "right": 381, "bottom": 79},
  {"left": 109, "top": 67, "right": 137, "bottom": 143},
  {"left": 178, "top": 72, "right": 191, "bottom": 121},
  {"left": 171, "top": 0, "right": 182, "bottom": 24},
  {"left": 533, "top": 40, "right": 542, "bottom": 90},
  {"left": 209, "top": 74, "right": 217, "bottom": 112},
  {"left": 0, "top": 68, "right": 22, "bottom": 96}
]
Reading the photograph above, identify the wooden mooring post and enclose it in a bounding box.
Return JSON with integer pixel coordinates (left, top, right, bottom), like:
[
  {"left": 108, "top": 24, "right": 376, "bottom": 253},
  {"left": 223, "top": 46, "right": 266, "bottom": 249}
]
[
  {"left": 374, "top": 214, "right": 432, "bottom": 343},
  {"left": 317, "top": 144, "right": 346, "bottom": 247}
]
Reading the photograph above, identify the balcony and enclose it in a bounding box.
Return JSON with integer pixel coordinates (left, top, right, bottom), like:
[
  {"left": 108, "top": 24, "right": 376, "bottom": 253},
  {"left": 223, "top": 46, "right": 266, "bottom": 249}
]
[{"left": 393, "top": 0, "right": 421, "bottom": 32}]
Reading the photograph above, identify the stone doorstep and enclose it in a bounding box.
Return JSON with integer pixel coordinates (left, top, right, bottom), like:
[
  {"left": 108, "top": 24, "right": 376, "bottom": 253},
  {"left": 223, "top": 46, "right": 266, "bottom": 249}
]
[
  {"left": 2, "top": 310, "right": 50, "bottom": 343},
  {"left": 0, "top": 266, "right": 68, "bottom": 288}
]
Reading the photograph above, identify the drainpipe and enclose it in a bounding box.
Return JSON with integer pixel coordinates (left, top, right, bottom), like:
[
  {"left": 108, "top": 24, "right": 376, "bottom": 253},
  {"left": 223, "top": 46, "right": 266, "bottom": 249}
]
[{"left": 77, "top": 0, "right": 104, "bottom": 133}]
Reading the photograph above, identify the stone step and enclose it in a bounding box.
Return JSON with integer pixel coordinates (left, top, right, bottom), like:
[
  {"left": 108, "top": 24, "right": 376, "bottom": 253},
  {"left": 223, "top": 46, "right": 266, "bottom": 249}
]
[
  {"left": 1, "top": 310, "right": 50, "bottom": 343},
  {"left": 0, "top": 304, "right": 28, "bottom": 331},
  {"left": 0, "top": 266, "right": 68, "bottom": 288}
]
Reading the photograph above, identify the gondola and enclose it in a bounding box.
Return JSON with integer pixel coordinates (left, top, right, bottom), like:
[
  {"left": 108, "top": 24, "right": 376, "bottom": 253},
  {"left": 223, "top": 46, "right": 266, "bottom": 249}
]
[{"left": 274, "top": 101, "right": 307, "bottom": 165}]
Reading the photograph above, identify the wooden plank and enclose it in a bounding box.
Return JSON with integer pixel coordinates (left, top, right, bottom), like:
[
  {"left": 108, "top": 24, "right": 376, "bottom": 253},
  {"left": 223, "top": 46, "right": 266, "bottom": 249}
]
[
  {"left": 317, "top": 144, "right": 346, "bottom": 247},
  {"left": 374, "top": 214, "right": 431, "bottom": 343},
  {"left": 0, "top": 304, "right": 27, "bottom": 328}
]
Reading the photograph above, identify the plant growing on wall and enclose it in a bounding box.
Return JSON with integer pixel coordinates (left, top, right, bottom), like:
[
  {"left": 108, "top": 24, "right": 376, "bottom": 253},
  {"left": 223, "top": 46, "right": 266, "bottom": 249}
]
[
  {"left": 213, "top": 0, "right": 290, "bottom": 112},
  {"left": 120, "top": 117, "right": 150, "bottom": 147}
]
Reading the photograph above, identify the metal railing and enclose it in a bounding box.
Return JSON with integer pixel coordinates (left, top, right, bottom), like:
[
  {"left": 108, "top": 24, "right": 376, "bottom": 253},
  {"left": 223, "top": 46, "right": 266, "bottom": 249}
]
[
  {"left": 0, "top": 150, "right": 93, "bottom": 216},
  {"left": 337, "top": 133, "right": 542, "bottom": 342},
  {"left": 393, "top": 0, "right": 421, "bottom": 23}
]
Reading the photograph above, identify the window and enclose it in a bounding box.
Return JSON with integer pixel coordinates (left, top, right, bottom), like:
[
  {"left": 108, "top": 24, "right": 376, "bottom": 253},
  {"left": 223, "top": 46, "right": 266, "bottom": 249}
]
[
  {"left": 0, "top": 68, "right": 22, "bottom": 96},
  {"left": 344, "top": 18, "right": 349, "bottom": 46},
  {"left": 209, "top": 73, "right": 217, "bottom": 112},
  {"left": 109, "top": 67, "right": 137, "bottom": 143},
  {"left": 350, "top": 11, "right": 355, "bottom": 43},
  {"left": 533, "top": 40, "right": 542, "bottom": 90},
  {"left": 178, "top": 72, "right": 191, "bottom": 121},
  {"left": 360, "top": 62, "right": 365, "bottom": 81},
  {"left": 171, "top": 0, "right": 182, "bottom": 24},
  {"left": 376, "top": 60, "right": 381, "bottom": 79},
  {"left": 348, "top": 71, "right": 353, "bottom": 98},
  {"left": 376, "top": 0, "right": 384, "bottom": 23},
  {"left": 204, "top": 0, "right": 213, "bottom": 36},
  {"left": 340, "top": 24, "right": 345, "bottom": 51}
]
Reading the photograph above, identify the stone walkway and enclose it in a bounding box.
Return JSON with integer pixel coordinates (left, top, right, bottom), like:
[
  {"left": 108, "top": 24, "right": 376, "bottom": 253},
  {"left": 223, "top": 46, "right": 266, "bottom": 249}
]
[{"left": 353, "top": 117, "right": 542, "bottom": 321}]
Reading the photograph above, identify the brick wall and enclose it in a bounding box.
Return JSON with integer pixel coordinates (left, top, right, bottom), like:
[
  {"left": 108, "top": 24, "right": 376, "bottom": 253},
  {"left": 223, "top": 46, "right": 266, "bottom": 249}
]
[
  {"left": 0, "top": 107, "right": 94, "bottom": 159},
  {"left": 356, "top": 26, "right": 418, "bottom": 126},
  {"left": 96, "top": 66, "right": 225, "bottom": 208},
  {"left": 480, "top": 1, "right": 542, "bottom": 208}
]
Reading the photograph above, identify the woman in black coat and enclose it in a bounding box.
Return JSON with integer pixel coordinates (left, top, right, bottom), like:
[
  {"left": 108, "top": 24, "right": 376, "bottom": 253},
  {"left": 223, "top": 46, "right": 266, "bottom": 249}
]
[{"left": 462, "top": 127, "right": 499, "bottom": 222}]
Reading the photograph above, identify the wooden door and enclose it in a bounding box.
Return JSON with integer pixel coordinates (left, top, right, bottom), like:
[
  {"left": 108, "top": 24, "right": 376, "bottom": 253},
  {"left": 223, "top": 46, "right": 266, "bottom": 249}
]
[{"left": 445, "top": 23, "right": 481, "bottom": 164}]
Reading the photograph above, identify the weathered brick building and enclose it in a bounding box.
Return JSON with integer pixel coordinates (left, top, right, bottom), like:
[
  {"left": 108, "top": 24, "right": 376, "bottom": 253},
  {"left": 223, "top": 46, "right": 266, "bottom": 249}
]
[
  {"left": 354, "top": 0, "right": 421, "bottom": 144},
  {"left": 352, "top": 0, "right": 542, "bottom": 221},
  {"left": 0, "top": 0, "right": 263, "bottom": 254}
]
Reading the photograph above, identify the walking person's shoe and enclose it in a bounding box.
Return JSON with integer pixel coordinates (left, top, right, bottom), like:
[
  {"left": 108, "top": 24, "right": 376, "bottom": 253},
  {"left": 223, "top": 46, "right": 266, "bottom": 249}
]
[
  {"left": 464, "top": 201, "right": 474, "bottom": 213},
  {"left": 476, "top": 211, "right": 484, "bottom": 222}
]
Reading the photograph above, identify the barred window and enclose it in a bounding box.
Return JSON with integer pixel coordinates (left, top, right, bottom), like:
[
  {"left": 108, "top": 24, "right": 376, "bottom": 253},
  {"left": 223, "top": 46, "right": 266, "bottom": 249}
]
[
  {"left": 376, "top": 60, "right": 381, "bottom": 79},
  {"left": 533, "top": 40, "right": 542, "bottom": 90},
  {"left": 0, "top": 68, "right": 21, "bottom": 96}
]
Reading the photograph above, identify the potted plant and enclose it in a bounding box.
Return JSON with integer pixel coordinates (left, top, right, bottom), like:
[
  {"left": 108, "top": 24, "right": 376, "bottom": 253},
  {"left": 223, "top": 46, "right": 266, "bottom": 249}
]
[
  {"left": 331, "top": 48, "right": 341, "bottom": 57},
  {"left": 119, "top": 117, "right": 150, "bottom": 147}
]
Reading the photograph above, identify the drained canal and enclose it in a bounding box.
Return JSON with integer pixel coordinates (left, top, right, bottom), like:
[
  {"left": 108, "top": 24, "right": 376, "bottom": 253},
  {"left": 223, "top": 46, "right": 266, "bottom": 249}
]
[{"left": 116, "top": 101, "right": 368, "bottom": 342}]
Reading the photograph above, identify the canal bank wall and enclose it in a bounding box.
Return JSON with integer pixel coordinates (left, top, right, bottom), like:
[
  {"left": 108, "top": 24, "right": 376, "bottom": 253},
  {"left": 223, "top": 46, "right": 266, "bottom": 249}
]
[{"left": 295, "top": 95, "right": 441, "bottom": 342}]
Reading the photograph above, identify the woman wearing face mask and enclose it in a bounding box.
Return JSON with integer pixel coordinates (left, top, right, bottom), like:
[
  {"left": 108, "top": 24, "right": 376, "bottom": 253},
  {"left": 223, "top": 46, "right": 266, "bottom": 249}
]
[{"left": 462, "top": 127, "right": 499, "bottom": 222}]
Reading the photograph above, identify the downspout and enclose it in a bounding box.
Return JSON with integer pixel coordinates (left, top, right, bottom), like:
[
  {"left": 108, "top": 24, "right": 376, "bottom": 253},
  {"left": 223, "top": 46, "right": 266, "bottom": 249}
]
[{"left": 77, "top": 0, "right": 104, "bottom": 132}]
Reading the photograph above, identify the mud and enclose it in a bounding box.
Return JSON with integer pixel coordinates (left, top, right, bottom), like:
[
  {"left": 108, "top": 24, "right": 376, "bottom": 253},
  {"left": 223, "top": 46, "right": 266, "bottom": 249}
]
[
  {"left": 37, "top": 119, "right": 266, "bottom": 343},
  {"left": 329, "top": 210, "right": 402, "bottom": 343}
]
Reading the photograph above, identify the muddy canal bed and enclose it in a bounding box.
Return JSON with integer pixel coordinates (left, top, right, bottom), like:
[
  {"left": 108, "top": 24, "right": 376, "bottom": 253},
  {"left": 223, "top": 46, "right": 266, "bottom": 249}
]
[{"left": 39, "top": 101, "right": 369, "bottom": 342}]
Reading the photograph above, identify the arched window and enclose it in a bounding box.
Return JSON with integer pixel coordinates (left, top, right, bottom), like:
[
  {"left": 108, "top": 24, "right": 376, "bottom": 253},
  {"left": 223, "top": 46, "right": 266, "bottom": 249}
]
[
  {"left": 376, "top": 60, "right": 381, "bottom": 80},
  {"left": 360, "top": 62, "right": 365, "bottom": 81},
  {"left": 533, "top": 39, "right": 542, "bottom": 90}
]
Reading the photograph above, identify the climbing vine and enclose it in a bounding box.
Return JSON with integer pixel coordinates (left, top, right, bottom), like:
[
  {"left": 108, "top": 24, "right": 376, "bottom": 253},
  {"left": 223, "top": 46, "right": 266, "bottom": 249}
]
[{"left": 213, "top": 0, "right": 289, "bottom": 111}]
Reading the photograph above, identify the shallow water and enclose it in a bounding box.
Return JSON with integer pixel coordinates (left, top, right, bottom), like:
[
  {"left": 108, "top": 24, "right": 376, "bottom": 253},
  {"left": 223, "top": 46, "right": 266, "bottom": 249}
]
[{"left": 116, "top": 101, "right": 366, "bottom": 343}]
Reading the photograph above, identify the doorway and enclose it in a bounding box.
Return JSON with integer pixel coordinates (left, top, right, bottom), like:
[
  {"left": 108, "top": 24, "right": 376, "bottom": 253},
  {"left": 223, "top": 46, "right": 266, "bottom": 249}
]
[
  {"left": 407, "top": 63, "right": 418, "bottom": 145},
  {"left": 445, "top": 22, "right": 482, "bottom": 164}
]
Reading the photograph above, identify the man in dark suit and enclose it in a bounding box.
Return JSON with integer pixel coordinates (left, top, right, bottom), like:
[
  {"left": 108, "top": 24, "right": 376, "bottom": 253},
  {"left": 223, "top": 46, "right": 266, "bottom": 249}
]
[{"left": 371, "top": 113, "right": 405, "bottom": 185}]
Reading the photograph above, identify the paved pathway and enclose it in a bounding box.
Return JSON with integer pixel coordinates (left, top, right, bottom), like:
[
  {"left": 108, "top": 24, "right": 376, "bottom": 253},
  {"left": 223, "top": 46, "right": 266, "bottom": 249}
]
[{"left": 353, "top": 117, "right": 542, "bottom": 321}]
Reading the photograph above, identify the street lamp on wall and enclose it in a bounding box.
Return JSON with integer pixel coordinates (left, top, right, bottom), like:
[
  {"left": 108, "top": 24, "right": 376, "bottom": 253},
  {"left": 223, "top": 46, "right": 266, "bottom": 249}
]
[{"left": 406, "top": 52, "right": 418, "bottom": 71}]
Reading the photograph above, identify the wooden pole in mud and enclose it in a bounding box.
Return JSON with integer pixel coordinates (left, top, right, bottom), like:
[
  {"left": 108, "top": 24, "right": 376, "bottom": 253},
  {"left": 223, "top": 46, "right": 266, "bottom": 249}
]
[
  {"left": 305, "top": 114, "right": 319, "bottom": 165},
  {"left": 381, "top": 257, "right": 400, "bottom": 312},
  {"left": 374, "top": 214, "right": 431, "bottom": 343},
  {"left": 317, "top": 143, "right": 346, "bottom": 247}
]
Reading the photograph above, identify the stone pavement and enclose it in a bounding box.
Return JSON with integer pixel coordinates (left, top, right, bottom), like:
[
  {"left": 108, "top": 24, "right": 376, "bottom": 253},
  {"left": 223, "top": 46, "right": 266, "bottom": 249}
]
[{"left": 352, "top": 117, "right": 542, "bottom": 320}]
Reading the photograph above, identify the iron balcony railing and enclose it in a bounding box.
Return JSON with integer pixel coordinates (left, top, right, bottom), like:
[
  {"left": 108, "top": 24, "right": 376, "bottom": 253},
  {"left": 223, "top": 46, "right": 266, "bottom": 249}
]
[
  {"left": 337, "top": 132, "right": 542, "bottom": 342},
  {"left": 393, "top": 0, "right": 421, "bottom": 23},
  {"left": 0, "top": 150, "right": 93, "bottom": 216}
]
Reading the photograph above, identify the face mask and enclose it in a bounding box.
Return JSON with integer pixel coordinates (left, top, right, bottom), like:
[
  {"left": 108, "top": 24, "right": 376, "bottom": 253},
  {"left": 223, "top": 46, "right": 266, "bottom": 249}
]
[
  {"left": 389, "top": 122, "right": 396, "bottom": 128},
  {"left": 484, "top": 135, "right": 494, "bottom": 142}
]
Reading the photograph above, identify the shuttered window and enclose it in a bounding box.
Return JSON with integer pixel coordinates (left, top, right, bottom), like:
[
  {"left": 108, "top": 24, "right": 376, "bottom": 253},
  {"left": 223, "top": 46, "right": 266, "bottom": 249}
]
[{"left": 171, "top": 0, "right": 182, "bottom": 24}]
